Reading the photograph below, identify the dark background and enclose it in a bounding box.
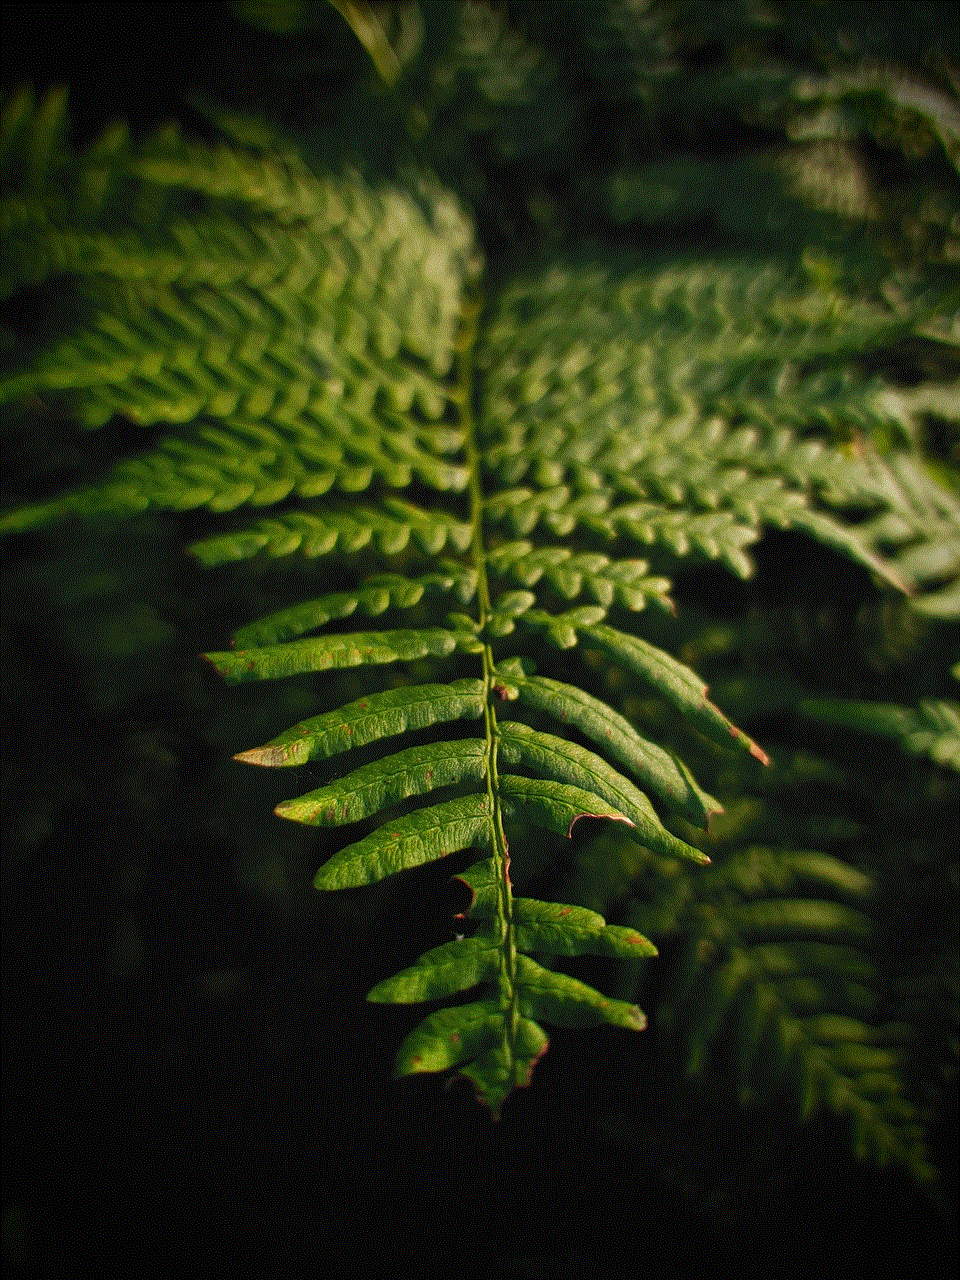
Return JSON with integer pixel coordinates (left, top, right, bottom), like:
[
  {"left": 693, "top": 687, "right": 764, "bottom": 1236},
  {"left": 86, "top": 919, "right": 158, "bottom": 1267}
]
[{"left": 2, "top": 3, "right": 958, "bottom": 1276}]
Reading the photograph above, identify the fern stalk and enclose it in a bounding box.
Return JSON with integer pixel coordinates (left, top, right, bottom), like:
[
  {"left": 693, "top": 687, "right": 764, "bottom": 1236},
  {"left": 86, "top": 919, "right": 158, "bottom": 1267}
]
[{"left": 457, "top": 295, "right": 523, "bottom": 1095}]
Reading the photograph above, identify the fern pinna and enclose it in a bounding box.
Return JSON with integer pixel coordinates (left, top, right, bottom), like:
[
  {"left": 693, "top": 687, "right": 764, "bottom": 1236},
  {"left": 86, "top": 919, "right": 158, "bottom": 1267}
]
[{"left": 1, "top": 88, "right": 954, "bottom": 1122}]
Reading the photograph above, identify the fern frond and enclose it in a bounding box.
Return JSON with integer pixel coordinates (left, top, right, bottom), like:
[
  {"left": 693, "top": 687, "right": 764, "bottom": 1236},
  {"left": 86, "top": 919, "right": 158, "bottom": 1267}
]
[
  {"left": 557, "top": 654, "right": 948, "bottom": 1186},
  {"left": 2, "top": 100, "right": 474, "bottom": 517},
  {"left": 0, "top": 84, "right": 71, "bottom": 205},
  {"left": 3, "top": 93, "right": 953, "bottom": 1121},
  {"left": 787, "top": 62, "right": 960, "bottom": 173},
  {"left": 477, "top": 256, "right": 947, "bottom": 591},
  {"left": 668, "top": 843, "right": 933, "bottom": 1178},
  {"left": 852, "top": 450, "right": 960, "bottom": 618},
  {"left": 584, "top": 625, "right": 770, "bottom": 764},
  {"left": 312, "top": 793, "right": 493, "bottom": 889},
  {"left": 800, "top": 697, "right": 960, "bottom": 772},
  {"left": 590, "top": 808, "right": 937, "bottom": 1182}
]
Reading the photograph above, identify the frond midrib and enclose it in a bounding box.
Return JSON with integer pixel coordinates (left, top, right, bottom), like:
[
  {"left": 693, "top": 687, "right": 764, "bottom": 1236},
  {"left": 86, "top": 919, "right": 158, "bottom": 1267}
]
[{"left": 456, "top": 291, "right": 522, "bottom": 1092}]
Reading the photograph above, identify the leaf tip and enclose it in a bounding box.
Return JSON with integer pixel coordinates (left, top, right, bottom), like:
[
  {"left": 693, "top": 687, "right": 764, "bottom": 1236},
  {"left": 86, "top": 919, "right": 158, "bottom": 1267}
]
[
  {"left": 200, "top": 651, "right": 228, "bottom": 679},
  {"left": 234, "top": 745, "right": 295, "bottom": 767},
  {"left": 274, "top": 797, "right": 318, "bottom": 823},
  {"left": 701, "top": 803, "right": 724, "bottom": 835},
  {"left": 625, "top": 932, "right": 659, "bottom": 956},
  {"left": 627, "top": 1006, "right": 648, "bottom": 1032},
  {"left": 678, "top": 843, "right": 711, "bottom": 866}
]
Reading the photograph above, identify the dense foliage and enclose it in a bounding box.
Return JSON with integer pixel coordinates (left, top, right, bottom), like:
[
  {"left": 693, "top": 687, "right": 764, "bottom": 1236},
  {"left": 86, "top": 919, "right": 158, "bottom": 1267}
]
[{"left": 2, "top": 2, "right": 957, "bottom": 1274}]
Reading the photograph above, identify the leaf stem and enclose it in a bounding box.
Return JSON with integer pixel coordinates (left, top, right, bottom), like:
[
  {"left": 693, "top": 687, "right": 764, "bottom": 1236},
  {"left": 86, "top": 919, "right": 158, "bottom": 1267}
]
[{"left": 454, "top": 298, "right": 521, "bottom": 1075}]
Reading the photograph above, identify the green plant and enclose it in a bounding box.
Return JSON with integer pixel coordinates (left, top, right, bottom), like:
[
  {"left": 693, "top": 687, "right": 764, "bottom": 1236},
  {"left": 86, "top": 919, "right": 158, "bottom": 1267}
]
[{"left": 2, "top": 0, "right": 957, "bottom": 1189}]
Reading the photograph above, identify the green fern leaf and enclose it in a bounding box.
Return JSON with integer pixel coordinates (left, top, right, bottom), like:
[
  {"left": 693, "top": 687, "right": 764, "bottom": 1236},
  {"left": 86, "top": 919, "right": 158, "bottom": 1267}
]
[
  {"left": 312, "top": 793, "right": 493, "bottom": 889},
  {"left": 367, "top": 937, "right": 499, "bottom": 1004},
  {"left": 231, "top": 567, "right": 479, "bottom": 647},
  {"left": 653, "top": 835, "right": 934, "bottom": 1179},
  {"left": 234, "top": 680, "right": 486, "bottom": 767},
  {"left": 513, "top": 919, "right": 657, "bottom": 960},
  {"left": 204, "top": 627, "right": 462, "bottom": 683},
  {"left": 585, "top": 625, "right": 771, "bottom": 763},
  {"left": 393, "top": 1001, "right": 501, "bottom": 1076},
  {"left": 729, "top": 897, "right": 873, "bottom": 940},
  {"left": 498, "top": 775, "right": 637, "bottom": 839},
  {"left": 274, "top": 739, "right": 487, "bottom": 825},
  {"left": 511, "top": 673, "right": 720, "bottom": 826},
  {"left": 189, "top": 503, "right": 474, "bottom": 566},
  {"left": 512, "top": 899, "right": 608, "bottom": 928},
  {"left": 516, "top": 955, "right": 647, "bottom": 1031},
  {"left": 498, "top": 722, "right": 709, "bottom": 864}
]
